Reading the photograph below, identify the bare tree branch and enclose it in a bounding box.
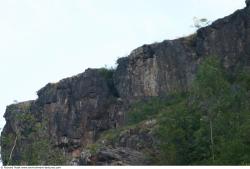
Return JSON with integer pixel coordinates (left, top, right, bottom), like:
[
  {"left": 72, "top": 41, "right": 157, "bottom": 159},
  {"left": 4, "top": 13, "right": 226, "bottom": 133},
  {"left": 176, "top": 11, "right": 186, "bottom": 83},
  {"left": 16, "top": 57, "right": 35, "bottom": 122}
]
[{"left": 7, "top": 135, "right": 18, "bottom": 165}]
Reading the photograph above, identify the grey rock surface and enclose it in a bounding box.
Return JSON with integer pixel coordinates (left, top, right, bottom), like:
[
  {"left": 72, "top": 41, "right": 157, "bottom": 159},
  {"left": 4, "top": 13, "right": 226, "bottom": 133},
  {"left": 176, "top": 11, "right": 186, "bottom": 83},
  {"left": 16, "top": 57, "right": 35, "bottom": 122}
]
[
  {"left": 1, "top": 5, "right": 250, "bottom": 165},
  {"left": 246, "top": 0, "right": 250, "bottom": 7},
  {"left": 95, "top": 147, "right": 146, "bottom": 165},
  {"left": 115, "top": 7, "right": 250, "bottom": 101}
]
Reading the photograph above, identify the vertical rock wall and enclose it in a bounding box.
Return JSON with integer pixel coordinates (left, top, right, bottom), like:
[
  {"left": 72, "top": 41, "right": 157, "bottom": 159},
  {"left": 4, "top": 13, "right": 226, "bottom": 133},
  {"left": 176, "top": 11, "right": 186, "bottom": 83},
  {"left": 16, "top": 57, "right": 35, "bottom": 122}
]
[{"left": 1, "top": 5, "right": 250, "bottom": 166}]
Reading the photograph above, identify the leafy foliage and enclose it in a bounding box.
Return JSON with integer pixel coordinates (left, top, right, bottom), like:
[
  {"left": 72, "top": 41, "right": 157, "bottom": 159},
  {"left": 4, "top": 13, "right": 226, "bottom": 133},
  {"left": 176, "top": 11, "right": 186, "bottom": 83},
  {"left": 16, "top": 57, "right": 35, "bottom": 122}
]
[
  {"left": 127, "top": 94, "right": 186, "bottom": 125},
  {"left": 1, "top": 114, "right": 67, "bottom": 165},
  {"left": 98, "top": 67, "right": 119, "bottom": 97},
  {"left": 127, "top": 56, "right": 250, "bottom": 165},
  {"left": 98, "top": 67, "right": 114, "bottom": 80},
  {"left": 2, "top": 56, "right": 250, "bottom": 165}
]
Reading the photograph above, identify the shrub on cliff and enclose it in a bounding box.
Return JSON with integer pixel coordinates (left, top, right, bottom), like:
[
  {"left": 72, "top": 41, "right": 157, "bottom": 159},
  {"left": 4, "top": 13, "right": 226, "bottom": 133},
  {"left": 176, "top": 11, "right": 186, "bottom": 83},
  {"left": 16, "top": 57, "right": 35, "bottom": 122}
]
[
  {"left": 127, "top": 56, "right": 250, "bottom": 165},
  {"left": 98, "top": 67, "right": 114, "bottom": 80}
]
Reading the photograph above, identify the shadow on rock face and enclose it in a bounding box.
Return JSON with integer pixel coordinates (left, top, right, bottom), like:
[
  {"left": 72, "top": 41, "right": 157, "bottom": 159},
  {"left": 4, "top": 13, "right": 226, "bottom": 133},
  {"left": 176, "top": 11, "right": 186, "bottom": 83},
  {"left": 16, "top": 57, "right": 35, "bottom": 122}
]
[{"left": 246, "top": 0, "right": 250, "bottom": 7}]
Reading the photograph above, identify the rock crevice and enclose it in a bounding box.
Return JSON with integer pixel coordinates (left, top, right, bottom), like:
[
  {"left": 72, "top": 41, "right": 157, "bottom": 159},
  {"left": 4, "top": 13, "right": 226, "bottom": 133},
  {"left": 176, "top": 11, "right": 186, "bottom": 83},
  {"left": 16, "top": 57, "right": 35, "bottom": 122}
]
[{"left": 1, "top": 5, "right": 250, "bottom": 165}]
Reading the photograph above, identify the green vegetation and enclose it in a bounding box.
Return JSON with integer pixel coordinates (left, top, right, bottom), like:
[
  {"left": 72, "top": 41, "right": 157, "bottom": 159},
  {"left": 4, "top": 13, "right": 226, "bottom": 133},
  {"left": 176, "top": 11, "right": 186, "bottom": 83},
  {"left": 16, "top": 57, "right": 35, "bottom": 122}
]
[
  {"left": 86, "top": 144, "right": 101, "bottom": 155},
  {"left": 1, "top": 114, "right": 67, "bottom": 165},
  {"left": 2, "top": 56, "right": 250, "bottom": 165},
  {"left": 98, "top": 67, "right": 119, "bottom": 97},
  {"left": 18, "top": 136, "right": 67, "bottom": 165},
  {"left": 127, "top": 56, "right": 250, "bottom": 165},
  {"left": 100, "top": 128, "right": 121, "bottom": 144},
  {"left": 1, "top": 133, "right": 15, "bottom": 165},
  {"left": 98, "top": 67, "right": 114, "bottom": 80},
  {"left": 127, "top": 94, "right": 187, "bottom": 125}
]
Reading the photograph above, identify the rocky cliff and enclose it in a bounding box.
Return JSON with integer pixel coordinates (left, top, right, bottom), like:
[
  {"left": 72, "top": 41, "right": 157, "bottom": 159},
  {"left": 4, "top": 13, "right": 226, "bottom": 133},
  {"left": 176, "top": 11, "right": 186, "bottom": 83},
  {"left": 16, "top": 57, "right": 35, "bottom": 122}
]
[{"left": 1, "top": 4, "right": 250, "bottom": 165}]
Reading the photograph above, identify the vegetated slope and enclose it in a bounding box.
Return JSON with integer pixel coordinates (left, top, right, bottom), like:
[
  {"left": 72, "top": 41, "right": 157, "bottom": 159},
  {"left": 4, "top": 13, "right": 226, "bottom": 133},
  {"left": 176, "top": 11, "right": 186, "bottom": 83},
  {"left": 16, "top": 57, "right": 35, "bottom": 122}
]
[
  {"left": 89, "top": 56, "right": 250, "bottom": 165},
  {"left": 1, "top": 4, "right": 250, "bottom": 165}
]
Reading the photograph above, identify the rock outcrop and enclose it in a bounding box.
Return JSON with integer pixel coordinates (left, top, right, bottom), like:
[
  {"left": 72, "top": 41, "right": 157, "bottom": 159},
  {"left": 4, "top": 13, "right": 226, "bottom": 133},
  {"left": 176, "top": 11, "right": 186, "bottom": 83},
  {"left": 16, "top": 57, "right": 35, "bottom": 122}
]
[
  {"left": 1, "top": 69, "right": 125, "bottom": 165},
  {"left": 114, "top": 38, "right": 198, "bottom": 101},
  {"left": 246, "top": 0, "right": 250, "bottom": 7},
  {"left": 115, "top": 5, "right": 250, "bottom": 101},
  {"left": 36, "top": 69, "right": 124, "bottom": 148},
  {"left": 1, "top": 4, "right": 250, "bottom": 166}
]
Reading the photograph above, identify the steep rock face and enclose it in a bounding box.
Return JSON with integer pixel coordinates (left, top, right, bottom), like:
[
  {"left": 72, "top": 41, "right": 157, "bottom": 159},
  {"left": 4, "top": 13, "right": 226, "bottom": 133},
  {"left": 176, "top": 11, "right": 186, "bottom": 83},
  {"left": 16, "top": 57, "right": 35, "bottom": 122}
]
[
  {"left": 3, "top": 101, "right": 34, "bottom": 136},
  {"left": 78, "top": 119, "right": 158, "bottom": 165},
  {"left": 36, "top": 69, "right": 123, "bottom": 148},
  {"left": 246, "top": 0, "right": 250, "bottom": 7},
  {"left": 1, "top": 101, "right": 34, "bottom": 164},
  {"left": 196, "top": 6, "right": 250, "bottom": 71},
  {"left": 115, "top": 6, "right": 250, "bottom": 100},
  {"left": 114, "top": 38, "right": 197, "bottom": 100},
  {"left": 1, "top": 69, "right": 124, "bottom": 164},
  {"left": 2, "top": 5, "right": 250, "bottom": 166}
]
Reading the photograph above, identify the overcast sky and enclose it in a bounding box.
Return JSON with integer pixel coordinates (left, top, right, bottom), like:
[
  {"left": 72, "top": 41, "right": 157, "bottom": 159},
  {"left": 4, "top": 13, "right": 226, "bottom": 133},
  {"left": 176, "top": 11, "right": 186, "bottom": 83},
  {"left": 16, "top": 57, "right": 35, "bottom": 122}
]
[{"left": 0, "top": 0, "right": 246, "bottom": 129}]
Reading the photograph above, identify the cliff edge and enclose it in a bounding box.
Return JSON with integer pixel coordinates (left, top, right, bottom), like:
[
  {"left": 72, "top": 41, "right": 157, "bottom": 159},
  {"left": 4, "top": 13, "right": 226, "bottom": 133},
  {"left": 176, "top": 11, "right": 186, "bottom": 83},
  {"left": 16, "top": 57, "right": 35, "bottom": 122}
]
[{"left": 1, "top": 4, "right": 250, "bottom": 165}]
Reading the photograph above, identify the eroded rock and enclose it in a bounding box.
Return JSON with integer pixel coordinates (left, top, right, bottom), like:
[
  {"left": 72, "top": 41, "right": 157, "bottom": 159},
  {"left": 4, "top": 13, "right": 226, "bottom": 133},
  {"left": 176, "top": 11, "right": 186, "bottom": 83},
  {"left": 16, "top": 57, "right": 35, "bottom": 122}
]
[{"left": 2, "top": 5, "right": 250, "bottom": 165}]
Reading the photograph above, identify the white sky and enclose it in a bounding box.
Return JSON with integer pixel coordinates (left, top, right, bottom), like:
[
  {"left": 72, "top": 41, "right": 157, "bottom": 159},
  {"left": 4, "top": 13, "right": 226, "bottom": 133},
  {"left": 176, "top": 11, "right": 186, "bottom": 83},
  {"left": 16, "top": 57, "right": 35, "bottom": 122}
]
[{"left": 0, "top": 0, "right": 246, "bottom": 129}]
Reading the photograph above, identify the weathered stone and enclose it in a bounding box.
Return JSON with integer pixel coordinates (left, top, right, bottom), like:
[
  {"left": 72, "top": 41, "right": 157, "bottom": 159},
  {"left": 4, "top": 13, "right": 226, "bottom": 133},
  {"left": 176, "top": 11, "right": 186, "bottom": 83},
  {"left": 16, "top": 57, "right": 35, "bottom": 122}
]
[
  {"left": 2, "top": 5, "right": 250, "bottom": 165},
  {"left": 79, "top": 150, "right": 92, "bottom": 165},
  {"left": 114, "top": 40, "right": 197, "bottom": 101},
  {"left": 114, "top": 7, "right": 250, "bottom": 102},
  {"left": 1, "top": 69, "right": 124, "bottom": 165},
  {"left": 37, "top": 69, "right": 124, "bottom": 149},
  {"left": 246, "top": 0, "right": 250, "bottom": 7},
  {"left": 94, "top": 147, "right": 146, "bottom": 165}
]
